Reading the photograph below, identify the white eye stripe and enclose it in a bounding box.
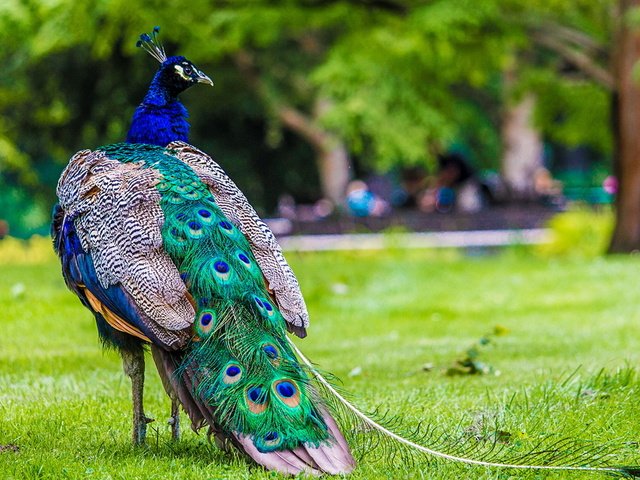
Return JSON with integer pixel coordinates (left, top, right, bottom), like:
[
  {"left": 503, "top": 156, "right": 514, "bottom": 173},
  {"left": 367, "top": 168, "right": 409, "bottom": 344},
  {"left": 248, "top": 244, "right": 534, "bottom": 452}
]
[{"left": 174, "top": 64, "right": 191, "bottom": 81}]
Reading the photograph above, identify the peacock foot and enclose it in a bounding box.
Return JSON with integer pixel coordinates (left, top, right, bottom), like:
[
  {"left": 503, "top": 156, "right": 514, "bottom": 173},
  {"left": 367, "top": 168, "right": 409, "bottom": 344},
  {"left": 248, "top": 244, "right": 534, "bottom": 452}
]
[
  {"left": 210, "top": 427, "right": 232, "bottom": 453},
  {"left": 132, "top": 415, "right": 155, "bottom": 446}
]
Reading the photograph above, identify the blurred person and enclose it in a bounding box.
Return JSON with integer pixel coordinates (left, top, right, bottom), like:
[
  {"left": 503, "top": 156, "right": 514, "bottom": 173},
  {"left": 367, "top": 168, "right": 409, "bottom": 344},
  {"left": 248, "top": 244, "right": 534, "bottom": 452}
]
[
  {"left": 277, "top": 194, "right": 297, "bottom": 220},
  {"left": 419, "top": 153, "right": 485, "bottom": 213},
  {"left": 346, "top": 180, "right": 390, "bottom": 217},
  {"left": 366, "top": 172, "right": 407, "bottom": 208},
  {"left": 534, "top": 167, "right": 564, "bottom": 207}
]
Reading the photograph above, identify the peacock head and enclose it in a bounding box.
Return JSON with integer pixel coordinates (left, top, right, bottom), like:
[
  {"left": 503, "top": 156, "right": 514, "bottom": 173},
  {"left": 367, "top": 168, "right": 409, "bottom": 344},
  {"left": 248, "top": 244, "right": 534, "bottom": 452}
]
[
  {"left": 137, "top": 27, "right": 213, "bottom": 98},
  {"left": 154, "top": 56, "right": 213, "bottom": 97}
]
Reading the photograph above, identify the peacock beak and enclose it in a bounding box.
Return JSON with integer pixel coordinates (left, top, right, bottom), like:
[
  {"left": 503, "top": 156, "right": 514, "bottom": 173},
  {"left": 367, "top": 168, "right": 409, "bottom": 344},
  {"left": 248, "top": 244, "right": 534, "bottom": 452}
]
[{"left": 195, "top": 69, "right": 214, "bottom": 86}]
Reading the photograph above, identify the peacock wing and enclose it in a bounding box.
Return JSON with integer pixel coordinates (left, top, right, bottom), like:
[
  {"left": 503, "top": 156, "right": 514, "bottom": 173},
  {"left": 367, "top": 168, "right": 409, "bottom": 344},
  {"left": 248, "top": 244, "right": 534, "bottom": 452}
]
[
  {"left": 55, "top": 148, "right": 195, "bottom": 347},
  {"left": 166, "top": 141, "right": 309, "bottom": 337}
]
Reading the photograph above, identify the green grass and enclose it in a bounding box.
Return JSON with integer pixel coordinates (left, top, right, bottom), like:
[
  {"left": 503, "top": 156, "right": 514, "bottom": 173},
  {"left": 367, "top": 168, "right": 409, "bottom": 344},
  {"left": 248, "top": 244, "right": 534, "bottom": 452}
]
[{"left": 2, "top": 249, "right": 640, "bottom": 479}]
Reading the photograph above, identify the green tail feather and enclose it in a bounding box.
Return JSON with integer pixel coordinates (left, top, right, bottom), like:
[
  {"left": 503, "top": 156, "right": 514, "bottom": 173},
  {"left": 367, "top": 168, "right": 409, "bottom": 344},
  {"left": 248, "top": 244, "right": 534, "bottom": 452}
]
[
  {"left": 180, "top": 308, "right": 329, "bottom": 451},
  {"left": 99, "top": 142, "right": 331, "bottom": 452}
]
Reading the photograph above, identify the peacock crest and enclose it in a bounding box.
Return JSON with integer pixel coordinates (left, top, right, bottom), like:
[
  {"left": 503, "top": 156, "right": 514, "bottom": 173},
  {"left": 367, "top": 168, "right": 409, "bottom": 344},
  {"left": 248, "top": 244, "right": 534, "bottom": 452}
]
[{"left": 136, "top": 26, "right": 166, "bottom": 63}]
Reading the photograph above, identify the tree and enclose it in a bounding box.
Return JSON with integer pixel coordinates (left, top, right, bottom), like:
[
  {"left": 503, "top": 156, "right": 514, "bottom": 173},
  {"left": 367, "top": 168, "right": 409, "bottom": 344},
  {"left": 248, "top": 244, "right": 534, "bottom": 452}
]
[
  {"left": 609, "top": 0, "right": 640, "bottom": 252},
  {"left": 504, "top": 0, "right": 640, "bottom": 251},
  {"left": 0, "top": 0, "right": 633, "bottom": 237},
  {"left": 498, "top": 3, "right": 613, "bottom": 199},
  {"left": 230, "top": 47, "right": 352, "bottom": 207},
  {"left": 312, "top": 1, "right": 509, "bottom": 171},
  {"left": 312, "top": 0, "right": 615, "bottom": 185},
  {"left": 0, "top": 1, "right": 518, "bottom": 213}
]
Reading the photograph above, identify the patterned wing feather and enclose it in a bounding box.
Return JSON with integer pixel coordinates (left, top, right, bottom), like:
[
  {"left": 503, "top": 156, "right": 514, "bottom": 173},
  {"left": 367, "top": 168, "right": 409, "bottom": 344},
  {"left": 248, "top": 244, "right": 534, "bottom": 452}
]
[
  {"left": 166, "top": 141, "right": 309, "bottom": 332},
  {"left": 56, "top": 149, "right": 195, "bottom": 333}
]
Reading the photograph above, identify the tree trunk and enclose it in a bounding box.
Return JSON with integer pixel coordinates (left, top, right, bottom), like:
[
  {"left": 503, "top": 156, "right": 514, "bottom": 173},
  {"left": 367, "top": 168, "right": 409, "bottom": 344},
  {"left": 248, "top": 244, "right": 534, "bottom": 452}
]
[
  {"left": 233, "top": 51, "right": 351, "bottom": 207},
  {"left": 277, "top": 103, "right": 351, "bottom": 207},
  {"left": 501, "top": 94, "right": 544, "bottom": 200},
  {"left": 608, "top": 0, "right": 640, "bottom": 253},
  {"left": 316, "top": 138, "right": 351, "bottom": 206}
]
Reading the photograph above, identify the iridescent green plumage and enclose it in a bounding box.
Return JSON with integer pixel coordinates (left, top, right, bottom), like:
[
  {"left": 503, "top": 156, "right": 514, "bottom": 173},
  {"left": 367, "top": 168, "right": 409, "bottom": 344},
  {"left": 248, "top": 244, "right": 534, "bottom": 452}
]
[{"left": 98, "top": 143, "right": 330, "bottom": 452}]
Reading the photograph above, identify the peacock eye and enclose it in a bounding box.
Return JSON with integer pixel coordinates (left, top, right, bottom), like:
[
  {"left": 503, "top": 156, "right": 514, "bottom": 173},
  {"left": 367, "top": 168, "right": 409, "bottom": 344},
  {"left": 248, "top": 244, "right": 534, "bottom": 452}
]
[{"left": 183, "top": 66, "right": 193, "bottom": 76}]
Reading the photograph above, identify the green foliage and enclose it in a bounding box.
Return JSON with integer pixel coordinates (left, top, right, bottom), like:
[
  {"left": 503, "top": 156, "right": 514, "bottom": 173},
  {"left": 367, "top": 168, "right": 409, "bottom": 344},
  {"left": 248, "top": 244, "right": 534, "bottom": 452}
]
[
  {"left": 0, "top": 178, "right": 50, "bottom": 237},
  {"left": 537, "top": 208, "right": 614, "bottom": 258},
  {"left": 0, "top": 0, "right": 621, "bottom": 235},
  {"left": 2, "top": 251, "right": 640, "bottom": 478},
  {"left": 522, "top": 70, "right": 612, "bottom": 154},
  {"left": 312, "top": 0, "right": 510, "bottom": 169}
]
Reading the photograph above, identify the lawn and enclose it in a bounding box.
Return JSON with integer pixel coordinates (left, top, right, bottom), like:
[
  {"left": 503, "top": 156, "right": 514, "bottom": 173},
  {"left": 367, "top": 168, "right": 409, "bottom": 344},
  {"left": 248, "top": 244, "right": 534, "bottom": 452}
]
[{"left": 1, "top": 246, "right": 640, "bottom": 479}]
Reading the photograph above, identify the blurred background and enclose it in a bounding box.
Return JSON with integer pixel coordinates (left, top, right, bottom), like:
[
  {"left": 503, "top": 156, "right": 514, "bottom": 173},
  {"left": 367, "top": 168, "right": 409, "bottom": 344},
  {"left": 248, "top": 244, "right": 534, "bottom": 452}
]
[{"left": 0, "top": 0, "right": 638, "bottom": 254}]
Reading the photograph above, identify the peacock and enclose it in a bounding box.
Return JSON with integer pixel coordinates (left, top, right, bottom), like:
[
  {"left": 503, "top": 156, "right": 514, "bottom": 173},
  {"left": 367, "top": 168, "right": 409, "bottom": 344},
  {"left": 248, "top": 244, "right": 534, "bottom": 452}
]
[{"left": 51, "top": 28, "right": 640, "bottom": 477}]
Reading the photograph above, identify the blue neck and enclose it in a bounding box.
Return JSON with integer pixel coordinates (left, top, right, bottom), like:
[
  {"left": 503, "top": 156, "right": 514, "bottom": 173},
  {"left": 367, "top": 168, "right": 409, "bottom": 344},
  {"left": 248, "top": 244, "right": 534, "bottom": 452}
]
[{"left": 126, "top": 75, "right": 190, "bottom": 146}]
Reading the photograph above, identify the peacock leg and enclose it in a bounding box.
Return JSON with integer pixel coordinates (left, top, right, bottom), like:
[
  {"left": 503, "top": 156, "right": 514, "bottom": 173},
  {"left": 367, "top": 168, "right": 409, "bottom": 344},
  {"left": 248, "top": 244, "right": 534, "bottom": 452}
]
[
  {"left": 121, "top": 349, "right": 154, "bottom": 445},
  {"left": 149, "top": 345, "right": 182, "bottom": 441},
  {"left": 168, "top": 396, "right": 180, "bottom": 440}
]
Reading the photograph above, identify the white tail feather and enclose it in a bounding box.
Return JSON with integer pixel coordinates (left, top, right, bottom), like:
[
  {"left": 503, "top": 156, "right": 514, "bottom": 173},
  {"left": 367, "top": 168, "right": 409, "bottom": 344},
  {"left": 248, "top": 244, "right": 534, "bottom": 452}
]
[{"left": 288, "top": 338, "right": 633, "bottom": 476}]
